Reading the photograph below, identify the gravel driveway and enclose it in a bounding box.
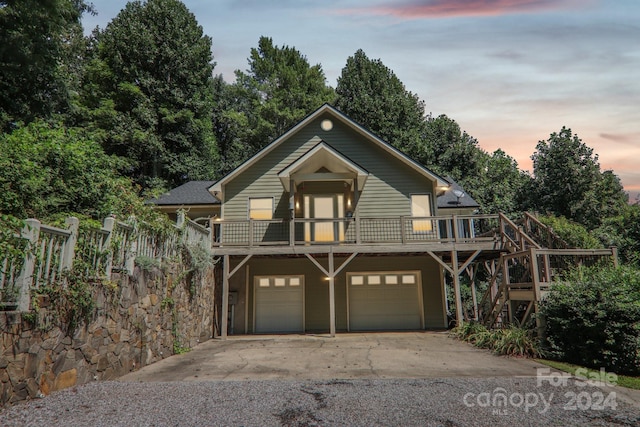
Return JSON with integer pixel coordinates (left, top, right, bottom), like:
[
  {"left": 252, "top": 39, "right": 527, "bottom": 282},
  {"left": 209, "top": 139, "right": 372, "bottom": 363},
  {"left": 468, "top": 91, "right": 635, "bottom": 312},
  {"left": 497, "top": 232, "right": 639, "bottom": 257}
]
[
  {"left": 1, "top": 333, "right": 639, "bottom": 426},
  {"left": 1, "top": 377, "right": 639, "bottom": 426}
]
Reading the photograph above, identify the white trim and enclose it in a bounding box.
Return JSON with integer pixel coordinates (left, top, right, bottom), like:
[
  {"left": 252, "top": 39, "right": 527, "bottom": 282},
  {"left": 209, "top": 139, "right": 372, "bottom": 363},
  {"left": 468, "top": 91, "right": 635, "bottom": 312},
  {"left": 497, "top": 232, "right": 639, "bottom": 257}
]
[{"left": 277, "top": 141, "right": 368, "bottom": 191}]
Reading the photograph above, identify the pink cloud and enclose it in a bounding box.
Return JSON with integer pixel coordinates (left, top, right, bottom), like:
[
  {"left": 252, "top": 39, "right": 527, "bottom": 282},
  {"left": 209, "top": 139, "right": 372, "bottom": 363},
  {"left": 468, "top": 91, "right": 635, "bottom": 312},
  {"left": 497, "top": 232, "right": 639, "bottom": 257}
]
[{"left": 336, "top": 0, "right": 588, "bottom": 19}]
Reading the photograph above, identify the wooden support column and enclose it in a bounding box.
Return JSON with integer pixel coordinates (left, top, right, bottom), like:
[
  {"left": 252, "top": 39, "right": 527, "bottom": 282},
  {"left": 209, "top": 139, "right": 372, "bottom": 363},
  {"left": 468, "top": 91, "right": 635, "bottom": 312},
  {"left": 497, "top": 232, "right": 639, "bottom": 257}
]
[
  {"left": 451, "top": 250, "right": 463, "bottom": 326},
  {"left": 221, "top": 255, "right": 230, "bottom": 339},
  {"left": 328, "top": 249, "right": 336, "bottom": 337},
  {"left": 467, "top": 265, "right": 479, "bottom": 321},
  {"left": 353, "top": 178, "right": 360, "bottom": 244},
  {"left": 530, "top": 247, "right": 543, "bottom": 338},
  {"left": 305, "top": 251, "right": 358, "bottom": 337},
  {"left": 289, "top": 180, "right": 295, "bottom": 246},
  {"left": 219, "top": 254, "right": 252, "bottom": 339}
]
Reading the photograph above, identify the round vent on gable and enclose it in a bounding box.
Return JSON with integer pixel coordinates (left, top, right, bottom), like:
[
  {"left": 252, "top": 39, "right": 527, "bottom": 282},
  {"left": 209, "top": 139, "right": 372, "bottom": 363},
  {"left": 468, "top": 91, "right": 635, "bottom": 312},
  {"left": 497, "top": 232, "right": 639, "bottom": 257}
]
[{"left": 320, "top": 119, "right": 333, "bottom": 131}]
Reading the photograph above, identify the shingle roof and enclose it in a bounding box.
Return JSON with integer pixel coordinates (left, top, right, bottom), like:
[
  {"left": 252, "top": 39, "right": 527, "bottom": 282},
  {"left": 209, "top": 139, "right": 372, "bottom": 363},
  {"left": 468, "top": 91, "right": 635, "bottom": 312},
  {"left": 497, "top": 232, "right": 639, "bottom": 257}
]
[
  {"left": 148, "top": 181, "right": 219, "bottom": 206},
  {"left": 437, "top": 177, "right": 480, "bottom": 209}
]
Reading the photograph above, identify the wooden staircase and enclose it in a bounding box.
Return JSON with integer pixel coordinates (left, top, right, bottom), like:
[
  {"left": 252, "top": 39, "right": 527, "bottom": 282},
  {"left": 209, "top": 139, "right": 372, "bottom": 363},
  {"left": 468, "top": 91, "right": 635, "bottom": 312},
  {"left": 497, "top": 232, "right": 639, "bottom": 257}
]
[{"left": 478, "top": 213, "right": 617, "bottom": 329}]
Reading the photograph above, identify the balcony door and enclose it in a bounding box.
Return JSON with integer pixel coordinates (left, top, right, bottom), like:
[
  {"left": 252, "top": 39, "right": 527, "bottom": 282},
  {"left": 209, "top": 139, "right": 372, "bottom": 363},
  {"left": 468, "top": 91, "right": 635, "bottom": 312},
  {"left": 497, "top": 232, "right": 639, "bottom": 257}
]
[{"left": 304, "top": 194, "right": 344, "bottom": 242}]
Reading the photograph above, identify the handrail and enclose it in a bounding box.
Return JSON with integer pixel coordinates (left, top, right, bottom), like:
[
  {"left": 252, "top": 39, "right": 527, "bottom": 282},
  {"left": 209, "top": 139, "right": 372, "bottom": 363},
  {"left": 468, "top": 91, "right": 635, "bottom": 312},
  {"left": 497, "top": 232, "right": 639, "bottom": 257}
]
[
  {"left": 39, "top": 224, "right": 72, "bottom": 238},
  {"left": 499, "top": 213, "right": 541, "bottom": 250},
  {"left": 213, "top": 214, "right": 502, "bottom": 247}
]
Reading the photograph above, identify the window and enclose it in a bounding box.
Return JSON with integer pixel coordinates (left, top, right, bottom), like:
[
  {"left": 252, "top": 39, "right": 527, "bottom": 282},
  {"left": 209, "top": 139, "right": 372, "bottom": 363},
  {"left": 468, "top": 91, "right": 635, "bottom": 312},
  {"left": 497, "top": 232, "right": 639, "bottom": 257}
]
[
  {"left": 411, "top": 194, "right": 433, "bottom": 232},
  {"left": 249, "top": 198, "right": 273, "bottom": 220}
]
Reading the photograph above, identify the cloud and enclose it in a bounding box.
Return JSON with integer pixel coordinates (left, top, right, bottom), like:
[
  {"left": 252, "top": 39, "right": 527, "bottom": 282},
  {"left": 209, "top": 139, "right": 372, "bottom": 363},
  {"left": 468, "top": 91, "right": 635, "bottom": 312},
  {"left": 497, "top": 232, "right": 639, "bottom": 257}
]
[
  {"left": 600, "top": 133, "right": 640, "bottom": 146},
  {"left": 336, "top": 0, "right": 590, "bottom": 19}
]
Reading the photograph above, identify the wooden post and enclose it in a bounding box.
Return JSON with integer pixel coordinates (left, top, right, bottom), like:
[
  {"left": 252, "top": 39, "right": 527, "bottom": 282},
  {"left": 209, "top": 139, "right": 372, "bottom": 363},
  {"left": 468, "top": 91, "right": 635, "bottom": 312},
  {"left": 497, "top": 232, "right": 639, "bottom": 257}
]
[
  {"left": 328, "top": 249, "right": 336, "bottom": 337},
  {"left": 610, "top": 246, "right": 619, "bottom": 268},
  {"left": 468, "top": 265, "right": 479, "bottom": 321},
  {"left": 451, "top": 250, "right": 463, "bottom": 325},
  {"left": 289, "top": 180, "right": 295, "bottom": 246},
  {"left": 452, "top": 215, "right": 459, "bottom": 242},
  {"left": 62, "top": 217, "right": 79, "bottom": 271},
  {"left": 248, "top": 219, "right": 254, "bottom": 247},
  {"left": 221, "top": 255, "right": 230, "bottom": 339},
  {"left": 530, "top": 248, "right": 544, "bottom": 338},
  {"left": 16, "top": 219, "right": 41, "bottom": 311},
  {"left": 354, "top": 178, "right": 360, "bottom": 245}
]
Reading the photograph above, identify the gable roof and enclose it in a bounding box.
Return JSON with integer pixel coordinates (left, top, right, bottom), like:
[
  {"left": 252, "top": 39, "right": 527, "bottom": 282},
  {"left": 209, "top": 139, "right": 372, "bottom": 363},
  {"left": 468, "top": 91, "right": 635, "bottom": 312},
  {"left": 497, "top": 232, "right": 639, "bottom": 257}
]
[
  {"left": 148, "top": 181, "right": 220, "bottom": 206},
  {"left": 277, "top": 141, "right": 369, "bottom": 191},
  {"left": 209, "top": 104, "right": 450, "bottom": 197}
]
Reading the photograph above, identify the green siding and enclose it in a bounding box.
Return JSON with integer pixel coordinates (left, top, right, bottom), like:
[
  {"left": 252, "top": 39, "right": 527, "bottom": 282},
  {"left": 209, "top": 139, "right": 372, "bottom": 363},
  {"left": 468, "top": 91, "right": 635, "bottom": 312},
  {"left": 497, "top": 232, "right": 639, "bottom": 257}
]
[
  {"left": 223, "top": 113, "right": 437, "bottom": 220},
  {"left": 238, "top": 255, "right": 445, "bottom": 334}
]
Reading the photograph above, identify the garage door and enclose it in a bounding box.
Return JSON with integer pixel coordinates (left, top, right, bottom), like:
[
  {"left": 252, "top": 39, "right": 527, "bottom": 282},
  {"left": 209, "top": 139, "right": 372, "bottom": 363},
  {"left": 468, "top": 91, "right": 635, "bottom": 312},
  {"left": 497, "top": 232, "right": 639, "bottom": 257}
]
[
  {"left": 254, "top": 276, "right": 304, "bottom": 333},
  {"left": 348, "top": 272, "right": 423, "bottom": 331}
]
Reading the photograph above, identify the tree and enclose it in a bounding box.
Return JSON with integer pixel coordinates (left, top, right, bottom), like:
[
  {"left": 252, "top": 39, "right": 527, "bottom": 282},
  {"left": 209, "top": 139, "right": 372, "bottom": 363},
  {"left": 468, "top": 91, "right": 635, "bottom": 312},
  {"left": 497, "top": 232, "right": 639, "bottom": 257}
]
[
  {"left": 228, "top": 36, "right": 335, "bottom": 158},
  {"left": 0, "top": 0, "right": 91, "bottom": 130},
  {"left": 417, "top": 114, "right": 484, "bottom": 180},
  {"left": 0, "top": 121, "right": 136, "bottom": 219},
  {"left": 597, "top": 203, "right": 640, "bottom": 265},
  {"left": 81, "top": 0, "right": 217, "bottom": 189},
  {"left": 335, "top": 49, "right": 426, "bottom": 155},
  {"left": 476, "top": 149, "right": 530, "bottom": 214},
  {"left": 530, "top": 127, "right": 627, "bottom": 229}
]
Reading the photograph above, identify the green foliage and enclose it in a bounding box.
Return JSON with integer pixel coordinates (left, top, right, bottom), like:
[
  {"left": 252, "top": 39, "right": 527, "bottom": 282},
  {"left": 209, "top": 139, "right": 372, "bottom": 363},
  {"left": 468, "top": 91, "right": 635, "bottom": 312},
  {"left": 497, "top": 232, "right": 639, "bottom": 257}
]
[
  {"left": 180, "top": 243, "right": 213, "bottom": 297},
  {"left": 537, "top": 215, "right": 603, "bottom": 249},
  {"left": 451, "top": 322, "right": 539, "bottom": 357},
  {"left": 37, "top": 262, "right": 97, "bottom": 332},
  {"left": 418, "top": 114, "right": 483, "bottom": 181},
  {"left": 81, "top": 0, "right": 218, "bottom": 189},
  {"left": 0, "top": 121, "right": 139, "bottom": 219},
  {"left": 530, "top": 127, "right": 628, "bottom": 229},
  {"left": 0, "top": 0, "right": 92, "bottom": 129},
  {"left": 596, "top": 203, "right": 640, "bottom": 266},
  {"left": 335, "top": 49, "right": 426, "bottom": 156},
  {"left": 134, "top": 256, "right": 162, "bottom": 272},
  {"left": 539, "top": 265, "right": 640, "bottom": 375},
  {"left": 222, "top": 36, "right": 335, "bottom": 170}
]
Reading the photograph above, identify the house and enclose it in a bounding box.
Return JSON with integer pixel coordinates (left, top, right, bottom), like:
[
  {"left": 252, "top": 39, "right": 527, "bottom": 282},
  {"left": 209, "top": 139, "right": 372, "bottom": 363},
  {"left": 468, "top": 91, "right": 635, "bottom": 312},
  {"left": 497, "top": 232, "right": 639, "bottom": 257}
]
[
  {"left": 151, "top": 105, "right": 620, "bottom": 337},
  {"left": 147, "top": 180, "right": 220, "bottom": 222},
  {"left": 196, "top": 103, "right": 512, "bottom": 338}
]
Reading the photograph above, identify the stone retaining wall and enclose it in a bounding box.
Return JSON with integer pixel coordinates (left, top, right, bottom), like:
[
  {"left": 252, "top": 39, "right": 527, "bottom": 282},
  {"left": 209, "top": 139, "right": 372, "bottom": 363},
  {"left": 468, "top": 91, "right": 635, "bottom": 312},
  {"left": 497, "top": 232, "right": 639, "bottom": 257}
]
[{"left": 0, "top": 264, "right": 215, "bottom": 406}]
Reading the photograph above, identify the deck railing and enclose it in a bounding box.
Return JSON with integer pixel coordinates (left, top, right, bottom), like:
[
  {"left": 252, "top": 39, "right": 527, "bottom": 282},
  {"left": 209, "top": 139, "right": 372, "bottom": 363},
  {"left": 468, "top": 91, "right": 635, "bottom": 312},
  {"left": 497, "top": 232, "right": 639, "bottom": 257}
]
[{"left": 213, "top": 214, "right": 502, "bottom": 247}]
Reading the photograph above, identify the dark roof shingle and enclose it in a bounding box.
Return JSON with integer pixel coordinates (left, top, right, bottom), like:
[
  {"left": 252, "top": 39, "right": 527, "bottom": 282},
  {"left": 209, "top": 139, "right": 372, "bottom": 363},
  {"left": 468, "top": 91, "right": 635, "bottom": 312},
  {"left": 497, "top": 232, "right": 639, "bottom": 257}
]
[{"left": 148, "top": 181, "right": 219, "bottom": 206}]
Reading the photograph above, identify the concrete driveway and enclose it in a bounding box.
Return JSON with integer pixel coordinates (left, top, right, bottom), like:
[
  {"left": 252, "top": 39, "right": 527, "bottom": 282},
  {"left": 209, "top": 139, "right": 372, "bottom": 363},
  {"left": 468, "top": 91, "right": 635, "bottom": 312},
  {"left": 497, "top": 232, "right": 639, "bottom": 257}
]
[{"left": 119, "top": 331, "right": 546, "bottom": 382}]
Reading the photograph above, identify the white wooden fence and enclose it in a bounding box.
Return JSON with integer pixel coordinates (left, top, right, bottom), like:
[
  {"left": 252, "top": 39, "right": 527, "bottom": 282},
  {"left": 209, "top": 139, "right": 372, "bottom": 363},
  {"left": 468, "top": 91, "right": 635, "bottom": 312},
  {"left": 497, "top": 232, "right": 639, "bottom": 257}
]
[{"left": 0, "top": 212, "right": 211, "bottom": 311}]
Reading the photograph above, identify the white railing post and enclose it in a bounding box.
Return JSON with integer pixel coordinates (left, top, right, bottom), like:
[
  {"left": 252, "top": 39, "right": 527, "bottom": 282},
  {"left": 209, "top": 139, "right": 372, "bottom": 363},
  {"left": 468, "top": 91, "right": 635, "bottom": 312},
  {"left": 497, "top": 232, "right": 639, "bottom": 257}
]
[
  {"left": 125, "top": 216, "right": 137, "bottom": 275},
  {"left": 16, "top": 219, "right": 41, "bottom": 311},
  {"left": 62, "top": 217, "right": 79, "bottom": 271},
  {"left": 102, "top": 216, "right": 115, "bottom": 279},
  {"left": 176, "top": 211, "right": 186, "bottom": 229}
]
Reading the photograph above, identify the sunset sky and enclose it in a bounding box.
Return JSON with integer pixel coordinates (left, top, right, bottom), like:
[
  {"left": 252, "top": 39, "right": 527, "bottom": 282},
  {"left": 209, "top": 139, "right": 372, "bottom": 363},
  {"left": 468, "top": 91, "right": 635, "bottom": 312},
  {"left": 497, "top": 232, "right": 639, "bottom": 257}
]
[{"left": 84, "top": 0, "right": 640, "bottom": 200}]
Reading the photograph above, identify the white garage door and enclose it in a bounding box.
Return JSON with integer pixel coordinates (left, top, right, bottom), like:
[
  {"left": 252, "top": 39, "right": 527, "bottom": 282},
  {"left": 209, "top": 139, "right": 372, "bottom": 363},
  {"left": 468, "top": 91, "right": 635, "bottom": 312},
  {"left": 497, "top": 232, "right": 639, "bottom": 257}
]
[
  {"left": 348, "top": 271, "right": 423, "bottom": 331},
  {"left": 254, "top": 276, "right": 304, "bottom": 333}
]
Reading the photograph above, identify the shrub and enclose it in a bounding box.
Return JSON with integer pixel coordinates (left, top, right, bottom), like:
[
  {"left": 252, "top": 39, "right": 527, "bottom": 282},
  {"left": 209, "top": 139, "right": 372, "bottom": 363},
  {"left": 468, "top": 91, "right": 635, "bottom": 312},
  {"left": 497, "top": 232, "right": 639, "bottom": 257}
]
[
  {"left": 539, "top": 265, "right": 640, "bottom": 375},
  {"left": 451, "top": 322, "right": 539, "bottom": 357},
  {"left": 538, "top": 215, "right": 602, "bottom": 249}
]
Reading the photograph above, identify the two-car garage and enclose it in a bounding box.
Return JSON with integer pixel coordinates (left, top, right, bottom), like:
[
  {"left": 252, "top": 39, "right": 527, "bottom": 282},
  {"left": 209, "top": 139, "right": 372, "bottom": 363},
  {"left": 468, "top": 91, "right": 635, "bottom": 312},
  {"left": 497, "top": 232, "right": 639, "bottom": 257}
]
[{"left": 253, "top": 270, "right": 424, "bottom": 333}]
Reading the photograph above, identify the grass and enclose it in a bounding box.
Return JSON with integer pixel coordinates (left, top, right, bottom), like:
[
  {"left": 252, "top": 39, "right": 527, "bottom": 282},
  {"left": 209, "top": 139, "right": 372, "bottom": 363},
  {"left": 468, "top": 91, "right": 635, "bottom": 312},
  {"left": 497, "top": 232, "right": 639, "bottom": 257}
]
[{"left": 536, "top": 359, "right": 640, "bottom": 390}]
